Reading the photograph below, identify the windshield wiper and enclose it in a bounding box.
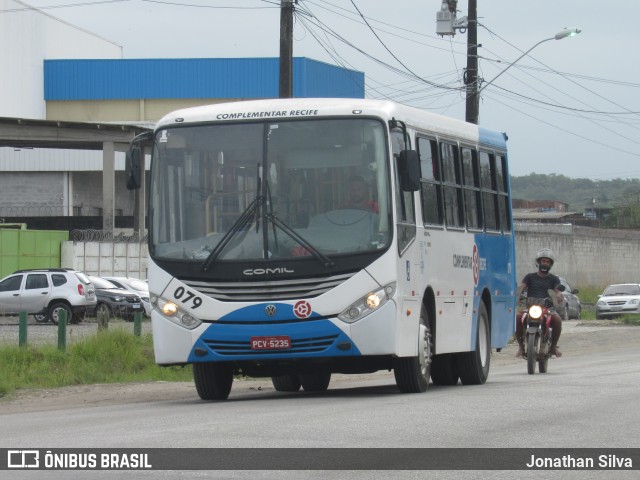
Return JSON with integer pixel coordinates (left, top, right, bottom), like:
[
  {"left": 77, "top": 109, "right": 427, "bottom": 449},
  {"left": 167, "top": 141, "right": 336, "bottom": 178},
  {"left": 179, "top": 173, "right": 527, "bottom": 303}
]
[
  {"left": 266, "top": 213, "right": 335, "bottom": 268},
  {"left": 201, "top": 195, "right": 263, "bottom": 271}
]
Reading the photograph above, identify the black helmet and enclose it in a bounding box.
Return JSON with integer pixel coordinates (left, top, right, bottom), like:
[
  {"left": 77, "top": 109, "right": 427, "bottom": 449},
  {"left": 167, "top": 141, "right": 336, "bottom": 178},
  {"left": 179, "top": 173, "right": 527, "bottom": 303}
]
[{"left": 535, "top": 248, "right": 555, "bottom": 272}]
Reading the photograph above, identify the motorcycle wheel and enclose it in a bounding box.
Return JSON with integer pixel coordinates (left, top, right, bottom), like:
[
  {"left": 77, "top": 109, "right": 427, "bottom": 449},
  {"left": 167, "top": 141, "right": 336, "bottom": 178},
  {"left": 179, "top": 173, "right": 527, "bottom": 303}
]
[
  {"left": 538, "top": 335, "right": 551, "bottom": 373},
  {"left": 526, "top": 333, "right": 538, "bottom": 375}
]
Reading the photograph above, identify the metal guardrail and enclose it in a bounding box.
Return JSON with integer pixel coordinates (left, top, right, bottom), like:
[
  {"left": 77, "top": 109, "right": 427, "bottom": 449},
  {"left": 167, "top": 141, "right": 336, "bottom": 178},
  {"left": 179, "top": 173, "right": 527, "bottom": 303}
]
[{"left": 12, "top": 311, "right": 145, "bottom": 351}]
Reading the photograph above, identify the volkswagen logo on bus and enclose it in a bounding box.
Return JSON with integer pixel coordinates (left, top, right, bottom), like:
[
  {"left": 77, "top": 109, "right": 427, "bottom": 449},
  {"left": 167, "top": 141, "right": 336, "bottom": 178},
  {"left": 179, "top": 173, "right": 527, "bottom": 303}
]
[{"left": 265, "top": 304, "right": 277, "bottom": 317}]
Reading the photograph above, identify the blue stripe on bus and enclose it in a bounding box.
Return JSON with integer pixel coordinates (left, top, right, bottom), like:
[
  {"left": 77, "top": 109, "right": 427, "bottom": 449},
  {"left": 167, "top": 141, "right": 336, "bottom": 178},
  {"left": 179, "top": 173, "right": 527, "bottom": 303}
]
[
  {"left": 478, "top": 127, "right": 508, "bottom": 149},
  {"left": 188, "top": 304, "right": 361, "bottom": 362},
  {"left": 473, "top": 233, "right": 517, "bottom": 349}
]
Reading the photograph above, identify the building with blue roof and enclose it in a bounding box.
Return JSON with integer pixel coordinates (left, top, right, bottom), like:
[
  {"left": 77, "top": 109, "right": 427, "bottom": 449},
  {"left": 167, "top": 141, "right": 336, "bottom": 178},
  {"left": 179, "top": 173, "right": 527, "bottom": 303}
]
[
  {"left": 0, "top": 2, "right": 364, "bottom": 231},
  {"left": 44, "top": 57, "right": 363, "bottom": 123},
  {"left": 45, "top": 57, "right": 364, "bottom": 101}
]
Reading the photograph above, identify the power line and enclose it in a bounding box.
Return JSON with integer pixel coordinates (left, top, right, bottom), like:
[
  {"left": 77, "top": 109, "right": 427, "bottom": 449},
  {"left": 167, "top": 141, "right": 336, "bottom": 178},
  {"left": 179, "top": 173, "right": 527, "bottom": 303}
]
[
  {"left": 478, "top": 23, "right": 640, "bottom": 120},
  {"left": 295, "top": 4, "right": 463, "bottom": 93},
  {"left": 491, "top": 85, "right": 640, "bottom": 115},
  {"left": 479, "top": 57, "right": 640, "bottom": 89},
  {"left": 141, "top": 0, "right": 278, "bottom": 9},
  {"left": 0, "top": 0, "right": 279, "bottom": 14},
  {"left": 485, "top": 92, "right": 640, "bottom": 161},
  {"left": 0, "top": 0, "right": 130, "bottom": 14}
]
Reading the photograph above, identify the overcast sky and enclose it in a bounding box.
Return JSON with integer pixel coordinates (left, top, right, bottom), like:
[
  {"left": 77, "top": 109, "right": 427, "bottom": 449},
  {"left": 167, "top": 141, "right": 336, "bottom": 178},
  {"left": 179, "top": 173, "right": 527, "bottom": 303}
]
[{"left": 16, "top": 0, "right": 640, "bottom": 180}]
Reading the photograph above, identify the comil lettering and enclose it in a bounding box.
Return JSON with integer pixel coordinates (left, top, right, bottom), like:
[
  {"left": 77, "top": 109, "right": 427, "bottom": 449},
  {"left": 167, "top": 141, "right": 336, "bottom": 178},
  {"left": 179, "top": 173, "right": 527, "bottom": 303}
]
[{"left": 243, "top": 267, "right": 295, "bottom": 276}]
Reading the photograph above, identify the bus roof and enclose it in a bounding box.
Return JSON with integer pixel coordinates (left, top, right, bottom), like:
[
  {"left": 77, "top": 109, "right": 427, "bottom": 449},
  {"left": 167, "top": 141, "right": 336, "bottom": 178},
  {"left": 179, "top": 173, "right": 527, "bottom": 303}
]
[{"left": 156, "top": 98, "right": 508, "bottom": 150}]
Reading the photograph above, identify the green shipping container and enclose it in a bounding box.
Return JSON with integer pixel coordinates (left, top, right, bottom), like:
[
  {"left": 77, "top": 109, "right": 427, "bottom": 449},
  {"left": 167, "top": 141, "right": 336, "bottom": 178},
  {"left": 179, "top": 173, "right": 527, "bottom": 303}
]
[{"left": 0, "top": 225, "right": 69, "bottom": 278}]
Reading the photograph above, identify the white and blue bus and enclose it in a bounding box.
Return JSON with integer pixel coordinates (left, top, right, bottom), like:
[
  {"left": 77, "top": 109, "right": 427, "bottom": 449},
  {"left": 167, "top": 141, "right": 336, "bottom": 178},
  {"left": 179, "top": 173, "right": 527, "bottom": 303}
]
[{"left": 127, "top": 98, "right": 517, "bottom": 400}]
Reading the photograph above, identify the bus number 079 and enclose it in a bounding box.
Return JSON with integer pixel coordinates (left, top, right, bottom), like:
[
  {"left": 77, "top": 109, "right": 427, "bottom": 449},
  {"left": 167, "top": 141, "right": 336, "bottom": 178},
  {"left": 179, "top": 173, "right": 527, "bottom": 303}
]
[{"left": 174, "top": 286, "right": 202, "bottom": 309}]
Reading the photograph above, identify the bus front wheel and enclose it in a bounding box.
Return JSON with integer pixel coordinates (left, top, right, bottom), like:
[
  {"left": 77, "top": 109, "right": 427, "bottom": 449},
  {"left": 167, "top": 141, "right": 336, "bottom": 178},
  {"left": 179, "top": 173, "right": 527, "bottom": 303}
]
[
  {"left": 393, "top": 304, "right": 432, "bottom": 393},
  {"left": 193, "top": 363, "right": 234, "bottom": 400},
  {"left": 457, "top": 301, "right": 490, "bottom": 385}
]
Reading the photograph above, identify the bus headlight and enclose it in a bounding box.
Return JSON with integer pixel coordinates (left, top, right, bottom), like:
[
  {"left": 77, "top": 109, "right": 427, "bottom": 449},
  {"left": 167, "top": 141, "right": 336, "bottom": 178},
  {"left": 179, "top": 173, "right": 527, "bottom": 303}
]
[
  {"left": 156, "top": 298, "right": 202, "bottom": 330},
  {"left": 338, "top": 283, "right": 396, "bottom": 324}
]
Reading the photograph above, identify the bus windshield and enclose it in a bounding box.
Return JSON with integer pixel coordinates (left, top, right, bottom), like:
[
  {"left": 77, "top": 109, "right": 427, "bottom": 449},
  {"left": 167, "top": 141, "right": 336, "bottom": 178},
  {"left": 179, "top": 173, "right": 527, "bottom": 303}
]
[{"left": 149, "top": 118, "right": 391, "bottom": 264}]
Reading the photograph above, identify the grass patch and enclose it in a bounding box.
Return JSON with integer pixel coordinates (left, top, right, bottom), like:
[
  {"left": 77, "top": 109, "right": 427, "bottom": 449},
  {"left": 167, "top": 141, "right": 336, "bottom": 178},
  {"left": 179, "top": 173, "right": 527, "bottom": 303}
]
[
  {"left": 0, "top": 329, "right": 192, "bottom": 399},
  {"left": 619, "top": 315, "right": 640, "bottom": 326},
  {"left": 575, "top": 285, "right": 603, "bottom": 304}
]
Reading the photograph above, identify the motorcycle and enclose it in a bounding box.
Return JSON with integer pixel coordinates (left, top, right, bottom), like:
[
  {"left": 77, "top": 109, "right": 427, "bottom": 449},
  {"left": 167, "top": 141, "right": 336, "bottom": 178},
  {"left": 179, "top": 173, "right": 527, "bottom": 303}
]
[{"left": 517, "top": 286, "right": 565, "bottom": 374}]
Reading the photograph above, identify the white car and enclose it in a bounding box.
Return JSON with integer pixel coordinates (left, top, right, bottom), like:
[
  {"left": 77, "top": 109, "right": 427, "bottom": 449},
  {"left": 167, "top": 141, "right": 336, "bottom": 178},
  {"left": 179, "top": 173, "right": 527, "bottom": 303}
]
[
  {"left": 596, "top": 284, "right": 640, "bottom": 319},
  {"left": 0, "top": 268, "right": 96, "bottom": 324},
  {"left": 102, "top": 277, "right": 151, "bottom": 317}
]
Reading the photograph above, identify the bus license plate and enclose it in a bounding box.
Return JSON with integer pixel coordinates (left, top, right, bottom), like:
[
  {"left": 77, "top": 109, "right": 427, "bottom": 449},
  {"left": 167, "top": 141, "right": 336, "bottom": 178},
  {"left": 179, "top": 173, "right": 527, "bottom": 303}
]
[{"left": 250, "top": 336, "right": 291, "bottom": 350}]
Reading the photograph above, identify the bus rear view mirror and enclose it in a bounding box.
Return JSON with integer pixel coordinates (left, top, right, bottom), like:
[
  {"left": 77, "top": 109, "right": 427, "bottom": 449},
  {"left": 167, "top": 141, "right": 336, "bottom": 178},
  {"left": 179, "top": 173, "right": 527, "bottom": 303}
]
[
  {"left": 398, "top": 150, "right": 420, "bottom": 192},
  {"left": 125, "top": 146, "right": 142, "bottom": 190}
]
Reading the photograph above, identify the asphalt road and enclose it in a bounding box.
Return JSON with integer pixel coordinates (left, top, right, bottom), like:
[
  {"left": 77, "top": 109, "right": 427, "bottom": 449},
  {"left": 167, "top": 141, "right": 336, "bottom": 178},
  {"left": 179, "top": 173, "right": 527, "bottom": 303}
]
[{"left": 1, "top": 321, "right": 639, "bottom": 480}]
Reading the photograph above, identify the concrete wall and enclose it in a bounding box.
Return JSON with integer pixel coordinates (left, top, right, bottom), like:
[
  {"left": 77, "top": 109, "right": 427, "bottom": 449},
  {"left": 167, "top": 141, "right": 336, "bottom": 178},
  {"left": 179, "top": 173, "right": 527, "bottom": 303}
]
[
  {"left": 0, "top": 172, "right": 66, "bottom": 215},
  {"left": 62, "top": 240, "right": 148, "bottom": 280},
  {"left": 0, "top": 171, "right": 139, "bottom": 217},
  {"left": 514, "top": 223, "right": 640, "bottom": 288},
  {"left": 60, "top": 224, "right": 640, "bottom": 288}
]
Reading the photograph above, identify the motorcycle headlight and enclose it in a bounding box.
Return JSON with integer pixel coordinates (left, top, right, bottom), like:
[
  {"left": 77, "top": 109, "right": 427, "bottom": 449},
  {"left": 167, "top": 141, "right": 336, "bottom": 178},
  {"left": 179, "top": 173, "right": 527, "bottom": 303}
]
[
  {"left": 528, "top": 305, "right": 543, "bottom": 319},
  {"left": 155, "top": 297, "right": 202, "bottom": 330},
  {"left": 338, "top": 283, "right": 396, "bottom": 324}
]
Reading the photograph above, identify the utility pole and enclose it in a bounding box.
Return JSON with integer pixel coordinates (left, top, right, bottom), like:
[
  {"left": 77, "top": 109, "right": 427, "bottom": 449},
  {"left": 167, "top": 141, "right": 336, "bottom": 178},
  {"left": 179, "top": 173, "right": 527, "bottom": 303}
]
[
  {"left": 464, "top": 0, "right": 479, "bottom": 124},
  {"left": 279, "top": 0, "right": 294, "bottom": 98}
]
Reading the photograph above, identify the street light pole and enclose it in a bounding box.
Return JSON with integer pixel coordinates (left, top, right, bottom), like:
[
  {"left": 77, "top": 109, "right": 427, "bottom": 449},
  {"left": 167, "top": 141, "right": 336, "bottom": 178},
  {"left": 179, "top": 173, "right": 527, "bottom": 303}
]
[{"left": 477, "top": 28, "right": 581, "bottom": 96}]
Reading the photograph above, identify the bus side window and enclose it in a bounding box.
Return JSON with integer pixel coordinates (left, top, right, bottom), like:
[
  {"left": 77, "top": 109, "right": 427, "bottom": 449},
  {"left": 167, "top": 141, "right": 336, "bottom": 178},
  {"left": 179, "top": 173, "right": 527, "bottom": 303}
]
[
  {"left": 440, "top": 142, "right": 464, "bottom": 228},
  {"left": 479, "top": 151, "right": 499, "bottom": 231},
  {"left": 417, "top": 137, "right": 443, "bottom": 226},
  {"left": 461, "top": 147, "right": 482, "bottom": 230},
  {"left": 496, "top": 154, "right": 511, "bottom": 232}
]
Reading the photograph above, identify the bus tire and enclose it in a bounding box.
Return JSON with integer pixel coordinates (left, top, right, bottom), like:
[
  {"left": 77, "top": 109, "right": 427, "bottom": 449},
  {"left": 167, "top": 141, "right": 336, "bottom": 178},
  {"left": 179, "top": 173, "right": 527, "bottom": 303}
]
[
  {"left": 393, "top": 304, "right": 432, "bottom": 393},
  {"left": 271, "top": 375, "right": 301, "bottom": 392},
  {"left": 458, "top": 300, "right": 490, "bottom": 385},
  {"left": 193, "top": 363, "right": 234, "bottom": 400},
  {"left": 430, "top": 353, "right": 459, "bottom": 385},
  {"left": 299, "top": 372, "right": 331, "bottom": 392}
]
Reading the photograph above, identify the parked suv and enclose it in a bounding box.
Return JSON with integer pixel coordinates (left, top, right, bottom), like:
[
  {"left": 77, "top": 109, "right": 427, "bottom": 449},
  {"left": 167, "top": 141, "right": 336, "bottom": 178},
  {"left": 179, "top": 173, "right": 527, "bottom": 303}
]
[
  {"left": 88, "top": 276, "right": 144, "bottom": 321},
  {"left": 0, "top": 268, "right": 96, "bottom": 324}
]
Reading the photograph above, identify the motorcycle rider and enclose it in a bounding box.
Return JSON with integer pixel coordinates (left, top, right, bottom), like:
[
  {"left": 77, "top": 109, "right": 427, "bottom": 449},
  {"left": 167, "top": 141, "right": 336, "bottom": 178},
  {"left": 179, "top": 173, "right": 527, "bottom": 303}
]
[{"left": 516, "top": 248, "right": 564, "bottom": 358}]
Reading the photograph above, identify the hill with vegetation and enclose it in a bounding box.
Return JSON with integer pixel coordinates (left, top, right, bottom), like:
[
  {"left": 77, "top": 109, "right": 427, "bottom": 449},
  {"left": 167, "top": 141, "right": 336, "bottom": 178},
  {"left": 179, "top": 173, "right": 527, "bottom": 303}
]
[{"left": 510, "top": 174, "right": 640, "bottom": 212}]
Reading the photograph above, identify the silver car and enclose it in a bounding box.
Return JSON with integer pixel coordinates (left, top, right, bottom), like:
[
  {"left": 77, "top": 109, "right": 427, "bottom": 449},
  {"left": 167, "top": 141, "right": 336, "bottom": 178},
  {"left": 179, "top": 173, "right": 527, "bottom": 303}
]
[
  {"left": 596, "top": 284, "right": 640, "bottom": 319},
  {"left": 559, "top": 277, "right": 581, "bottom": 320}
]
